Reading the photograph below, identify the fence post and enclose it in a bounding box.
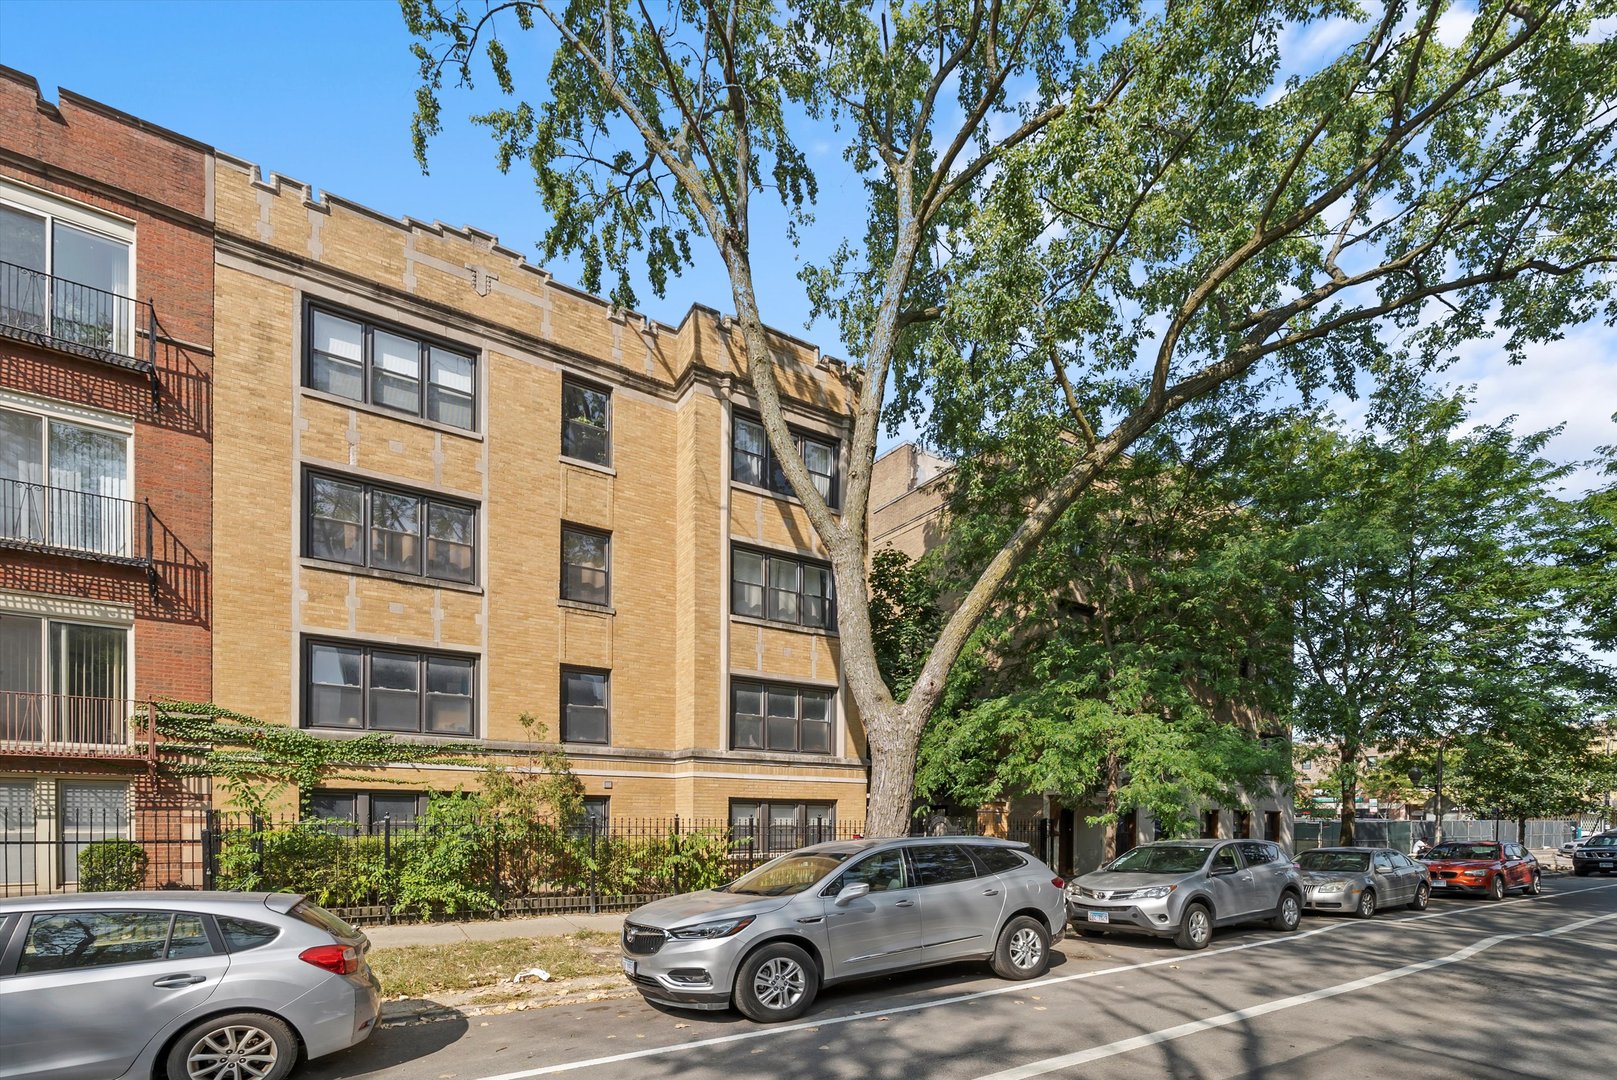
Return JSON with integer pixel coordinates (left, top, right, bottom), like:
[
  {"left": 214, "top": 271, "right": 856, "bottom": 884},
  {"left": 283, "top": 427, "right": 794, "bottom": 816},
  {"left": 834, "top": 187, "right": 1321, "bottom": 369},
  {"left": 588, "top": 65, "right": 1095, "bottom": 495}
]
[
  {"left": 250, "top": 813, "right": 264, "bottom": 883},
  {"left": 201, "top": 809, "right": 219, "bottom": 890},
  {"left": 588, "top": 816, "right": 599, "bottom": 915},
  {"left": 671, "top": 815, "right": 681, "bottom": 897}
]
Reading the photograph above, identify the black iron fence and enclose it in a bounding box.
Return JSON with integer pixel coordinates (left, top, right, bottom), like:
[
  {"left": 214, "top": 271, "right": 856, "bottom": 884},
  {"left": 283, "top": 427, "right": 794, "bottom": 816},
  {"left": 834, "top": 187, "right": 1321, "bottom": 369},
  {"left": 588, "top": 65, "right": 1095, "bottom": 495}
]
[
  {"left": 0, "top": 260, "right": 156, "bottom": 371},
  {"left": 0, "top": 805, "right": 1051, "bottom": 923},
  {"left": 0, "top": 477, "right": 154, "bottom": 565}
]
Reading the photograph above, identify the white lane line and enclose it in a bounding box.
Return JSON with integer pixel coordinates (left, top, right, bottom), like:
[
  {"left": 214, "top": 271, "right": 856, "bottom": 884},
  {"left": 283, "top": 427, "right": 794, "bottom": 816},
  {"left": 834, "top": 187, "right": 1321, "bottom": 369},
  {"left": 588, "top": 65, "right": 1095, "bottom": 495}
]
[
  {"left": 969, "top": 910, "right": 1617, "bottom": 1080},
  {"left": 466, "top": 880, "right": 1617, "bottom": 1080}
]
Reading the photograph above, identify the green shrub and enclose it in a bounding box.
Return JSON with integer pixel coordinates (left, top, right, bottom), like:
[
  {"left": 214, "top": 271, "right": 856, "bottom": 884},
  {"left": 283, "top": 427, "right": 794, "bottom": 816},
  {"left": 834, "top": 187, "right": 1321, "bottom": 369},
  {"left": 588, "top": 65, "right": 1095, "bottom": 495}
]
[{"left": 78, "top": 840, "right": 149, "bottom": 892}]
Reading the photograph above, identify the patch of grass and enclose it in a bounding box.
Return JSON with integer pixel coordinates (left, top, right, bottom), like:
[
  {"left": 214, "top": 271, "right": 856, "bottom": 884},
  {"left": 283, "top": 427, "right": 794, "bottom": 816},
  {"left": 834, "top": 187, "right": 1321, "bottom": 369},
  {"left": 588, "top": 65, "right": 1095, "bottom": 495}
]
[{"left": 368, "top": 933, "right": 618, "bottom": 998}]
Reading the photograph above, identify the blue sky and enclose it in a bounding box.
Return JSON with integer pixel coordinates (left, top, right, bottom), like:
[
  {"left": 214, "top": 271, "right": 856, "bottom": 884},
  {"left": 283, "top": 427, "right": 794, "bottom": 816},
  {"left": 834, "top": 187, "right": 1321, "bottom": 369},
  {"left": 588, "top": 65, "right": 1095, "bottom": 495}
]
[{"left": 3, "top": 0, "right": 1613, "bottom": 488}]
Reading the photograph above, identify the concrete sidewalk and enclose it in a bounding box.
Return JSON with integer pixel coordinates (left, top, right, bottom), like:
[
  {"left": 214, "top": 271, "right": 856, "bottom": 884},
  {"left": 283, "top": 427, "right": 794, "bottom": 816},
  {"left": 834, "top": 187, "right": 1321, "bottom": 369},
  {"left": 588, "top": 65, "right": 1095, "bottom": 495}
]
[{"left": 363, "top": 912, "right": 624, "bottom": 948}]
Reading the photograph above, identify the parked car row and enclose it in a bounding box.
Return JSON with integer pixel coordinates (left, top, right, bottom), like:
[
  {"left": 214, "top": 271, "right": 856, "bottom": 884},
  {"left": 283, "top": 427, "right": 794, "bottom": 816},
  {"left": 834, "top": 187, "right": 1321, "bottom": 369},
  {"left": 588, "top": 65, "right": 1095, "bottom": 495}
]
[
  {"left": 0, "top": 892, "right": 380, "bottom": 1080},
  {"left": 1571, "top": 834, "right": 1617, "bottom": 876}
]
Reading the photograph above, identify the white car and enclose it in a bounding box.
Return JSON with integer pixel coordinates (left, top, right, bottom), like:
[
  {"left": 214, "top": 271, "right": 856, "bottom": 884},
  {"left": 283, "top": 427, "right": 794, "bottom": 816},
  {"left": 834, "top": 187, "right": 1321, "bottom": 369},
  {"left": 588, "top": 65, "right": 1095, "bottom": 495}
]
[{"left": 1559, "top": 828, "right": 1617, "bottom": 855}]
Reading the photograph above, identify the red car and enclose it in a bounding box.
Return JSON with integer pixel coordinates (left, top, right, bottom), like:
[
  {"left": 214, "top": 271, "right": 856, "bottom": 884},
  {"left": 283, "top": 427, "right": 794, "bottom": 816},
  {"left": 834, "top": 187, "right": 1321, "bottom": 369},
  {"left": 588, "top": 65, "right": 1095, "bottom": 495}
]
[{"left": 1420, "top": 841, "right": 1540, "bottom": 899}]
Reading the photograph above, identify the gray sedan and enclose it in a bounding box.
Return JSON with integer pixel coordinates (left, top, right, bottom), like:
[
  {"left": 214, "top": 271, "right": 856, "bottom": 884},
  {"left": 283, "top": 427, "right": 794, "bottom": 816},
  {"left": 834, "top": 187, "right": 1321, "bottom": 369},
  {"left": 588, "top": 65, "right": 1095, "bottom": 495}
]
[
  {"left": 1298, "top": 846, "right": 1431, "bottom": 917},
  {"left": 0, "top": 891, "right": 380, "bottom": 1080},
  {"left": 621, "top": 837, "right": 1067, "bottom": 1022}
]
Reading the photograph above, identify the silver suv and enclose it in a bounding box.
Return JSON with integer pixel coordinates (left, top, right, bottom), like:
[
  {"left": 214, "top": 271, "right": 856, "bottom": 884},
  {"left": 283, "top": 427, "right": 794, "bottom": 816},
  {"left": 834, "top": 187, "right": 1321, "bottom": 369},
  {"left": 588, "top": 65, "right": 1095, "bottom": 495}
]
[
  {"left": 620, "top": 837, "right": 1067, "bottom": 1022},
  {"left": 1066, "top": 839, "right": 1302, "bottom": 950}
]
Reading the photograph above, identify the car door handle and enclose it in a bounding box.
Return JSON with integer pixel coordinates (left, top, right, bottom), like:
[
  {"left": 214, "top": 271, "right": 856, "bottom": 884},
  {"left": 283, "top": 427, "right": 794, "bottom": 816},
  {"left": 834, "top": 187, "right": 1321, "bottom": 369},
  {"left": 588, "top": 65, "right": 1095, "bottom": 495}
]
[
  {"left": 982, "top": 888, "right": 1000, "bottom": 896},
  {"left": 153, "top": 974, "right": 206, "bottom": 988},
  {"left": 893, "top": 899, "right": 915, "bottom": 908}
]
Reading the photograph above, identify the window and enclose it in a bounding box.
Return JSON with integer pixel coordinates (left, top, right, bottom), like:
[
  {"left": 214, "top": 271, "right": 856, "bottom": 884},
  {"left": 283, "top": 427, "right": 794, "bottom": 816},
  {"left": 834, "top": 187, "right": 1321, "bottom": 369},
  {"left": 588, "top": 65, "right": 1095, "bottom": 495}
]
[
  {"left": 217, "top": 917, "right": 280, "bottom": 953},
  {"left": 16, "top": 911, "right": 201, "bottom": 973},
  {"left": 910, "top": 844, "right": 980, "bottom": 886},
  {"left": 731, "top": 414, "right": 839, "bottom": 506},
  {"left": 1, "top": 405, "right": 132, "bottom": 557},
  {"left": 306, "top": 472, "right": 476, "bottom": 584},
  {"left": 59, "top": 780, "right": 130, "bottom": 882},
  {"left": 304, "top": 641, "right": 475, "bottom": 736},
  {"left": 307, "top": 789, "right": 433, "bottom": 831},
  {"left": 305, "top": 306, "right": 477, "bottom": 430},
  {"left": 0, "top": 779, "right": 37, "bottom": 887},
  {"left": 1238, "top": 842, "right": 1278, "bottom": 867},
  {"left": 0, "top": 196, "right": 134, "bottom": 355},
  {"left": 561, "top": 668, "right": 609, "bottom": 744},
  {"left": 0, "top": 613, "right": 129, "bottom": 746},
  {"left": 729, "top": 801, "right": 836, "bottom": 853},
  {"left": 581, "top": 796, "right": 610, "bottom": 825},
  {"left": 561, "top": 378, "right": 611, "bottom": 466},
  {"left": 731, "top": 547, "right": 835, "bottom": 630},
  {"left": 974, "top": 847, "right": 1029, "bottom": 874},
  {"left": 1212, "top": 845, "right": 1239, "bottom": 873},
  {"left": 829, "top": 850, "right": 907, "bottom": 895},
  {"left": 561, "top": 525, "right": 610, "bottom": 606},
  {"left": 730, "top": 680, "right": 834, "bottom": 754}
]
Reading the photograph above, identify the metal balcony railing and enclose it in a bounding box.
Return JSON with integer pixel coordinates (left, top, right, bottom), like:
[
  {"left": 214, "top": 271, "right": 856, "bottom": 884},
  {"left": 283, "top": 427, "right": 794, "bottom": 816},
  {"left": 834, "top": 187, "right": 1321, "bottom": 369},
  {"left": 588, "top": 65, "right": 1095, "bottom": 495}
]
[
  {"left": 0, "top": 260, "right": 158, "bottom": 382},
  {"left": 0, "top": 692, "right": 138, "bottom": 755},
  {"left": 0, "top": 477, "right": 152, "bottom": 567}
]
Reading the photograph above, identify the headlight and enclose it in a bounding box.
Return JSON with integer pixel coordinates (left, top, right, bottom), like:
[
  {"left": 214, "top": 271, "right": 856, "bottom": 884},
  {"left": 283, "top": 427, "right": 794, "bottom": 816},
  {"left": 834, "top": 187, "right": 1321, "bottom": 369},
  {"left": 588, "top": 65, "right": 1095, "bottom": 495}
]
[
  {"left": 1460, "top": 870, "right": 1487, "bottom": 878},
  {"left": 1312, "top": 880, "right": 1350, "bottom": 892},
  {"left": 667, "top": 916, "right": 756, "bottom": 939},
  {"left": 1132, "top": 885, "right": 1178, "bottom": 900}
]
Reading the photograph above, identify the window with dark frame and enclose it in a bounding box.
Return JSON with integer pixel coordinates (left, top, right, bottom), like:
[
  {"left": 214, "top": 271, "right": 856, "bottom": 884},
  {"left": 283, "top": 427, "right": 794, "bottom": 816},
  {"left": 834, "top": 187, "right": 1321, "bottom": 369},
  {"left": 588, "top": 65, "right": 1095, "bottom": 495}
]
[
  {"left": 729, "top": 800, "right": 836, "bottom": 853},
  {"left": 730, "top": 680, "right": 834, "bottom": 754},
  {"left": 561, "top": 378, "right": 611, "bottom": 466},
  {"left": 560, "top": 667, "right": 610, "bottom": 744},
  {"left": 304, "top": 640, "right": 475, "bottom": 737},
  {"left": 731, "top": 547, "right": 835, "bottom": 630},
  {"left": 561, "top": 525, "right": 610, "bottom": 606},
  {"left": 305, "top": 306, "right": 477, "bottom": 431},
  {"left": 306, "top": 471, "right": 476, "bottom": 584},
  {"left": 730, "top": 414, "right": 839, "bottom": 506},
  {"left": 306, "top": 790, "right": 432, "bottom": 831}
]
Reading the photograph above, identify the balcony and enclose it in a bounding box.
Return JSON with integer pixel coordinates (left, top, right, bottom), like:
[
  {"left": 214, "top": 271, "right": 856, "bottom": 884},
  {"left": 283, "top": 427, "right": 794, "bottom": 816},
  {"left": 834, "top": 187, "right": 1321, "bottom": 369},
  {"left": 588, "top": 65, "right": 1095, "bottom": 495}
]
[
  {"left": 0, "top": 693, "right": 146, "bottom": 758},
  {"left": 0, "top": 261, "right": 159, "bottom": 397},
  {"left": 0, "top": 478, "right": 155, "bottom": 572}
]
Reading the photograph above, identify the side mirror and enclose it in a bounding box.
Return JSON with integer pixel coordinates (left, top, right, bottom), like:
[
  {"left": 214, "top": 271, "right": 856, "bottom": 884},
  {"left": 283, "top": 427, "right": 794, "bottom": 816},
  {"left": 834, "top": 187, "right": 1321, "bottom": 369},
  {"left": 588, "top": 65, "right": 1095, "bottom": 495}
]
[
  {"left": 1375, "top": 866, "right": 1391, "bottom": 875},
  {"left": 834, "top": 882, "right": 871, "bottom": 907},
  {"left": 1209, "top": 865, "right": 1237, "bottom": 878}
]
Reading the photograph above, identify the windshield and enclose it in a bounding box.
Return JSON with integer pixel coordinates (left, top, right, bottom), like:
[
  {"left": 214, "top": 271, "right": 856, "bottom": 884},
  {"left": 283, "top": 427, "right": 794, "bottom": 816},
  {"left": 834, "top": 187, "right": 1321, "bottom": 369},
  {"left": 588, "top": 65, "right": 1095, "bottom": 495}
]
[
  {"left": 1584, "top": 836, "right": 1617, "bottom": 850},
  {"left": 1104, "top": 845, "right": 1210, "bottom": 874},
  {"left": 1426, "top": 843, "right": 1500, "bottom": 861},
  {"left": 1297, "top": 851, "right": 1370, "bottom": 873},
  {"left": 720, "top": 851, "right": 850, "bottom": 896}
]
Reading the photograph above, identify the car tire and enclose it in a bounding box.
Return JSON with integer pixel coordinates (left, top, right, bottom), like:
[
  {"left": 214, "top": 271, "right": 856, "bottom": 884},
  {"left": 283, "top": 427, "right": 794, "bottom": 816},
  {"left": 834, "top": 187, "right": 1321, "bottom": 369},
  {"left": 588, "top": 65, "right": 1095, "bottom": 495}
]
[
  {"left": 1408, "top": 883, "right": 1430, "bottom": 911},
  {"left": 1489, "top": 874, "right": 1507, "bottom": 901},
  {"left": 1175, "top": 902, "right": 1213, "bottom": 951},
  {"left": 1527, "top": 873, "right": 1542, "bottom": 895},
  {"left": 991, "top": 915, "right": 1052, "bottom": 980},
  {"left": 1354, "top": 888, "right": 1377, "bottom": 919},
  {"left": 1270, "top": 891, "right": 1301, "bottom": 932},
  {"left": 733, "top": 942, "right": 818, "bottom": 1023},
  {"left": 165, "top": 1012, "right": 297, "bottom": 1080}
]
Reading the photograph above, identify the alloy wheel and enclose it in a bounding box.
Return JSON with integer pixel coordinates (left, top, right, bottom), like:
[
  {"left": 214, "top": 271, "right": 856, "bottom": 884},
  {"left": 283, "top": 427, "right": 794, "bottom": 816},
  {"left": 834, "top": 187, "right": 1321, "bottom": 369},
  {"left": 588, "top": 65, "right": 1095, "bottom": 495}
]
[
  {"left": 186, "top": 1025, "right": 279, "bottom": 1080},
  {"left": 752, "top": 956, "right": 807, "bottom": 1011},
  {"left": 1187, "top": 907, "right": 1211, "bottom": 946},
  {"left": 1008, "top": 926, "right": 1044, "bottom": 970}
]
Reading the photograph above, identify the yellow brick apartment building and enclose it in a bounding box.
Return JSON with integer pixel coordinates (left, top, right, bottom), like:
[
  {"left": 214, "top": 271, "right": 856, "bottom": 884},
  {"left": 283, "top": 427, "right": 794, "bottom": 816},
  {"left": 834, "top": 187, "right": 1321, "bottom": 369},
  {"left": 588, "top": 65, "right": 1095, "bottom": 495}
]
[{"left": 209, "top": 155, "right": 866, "bottom": 836}]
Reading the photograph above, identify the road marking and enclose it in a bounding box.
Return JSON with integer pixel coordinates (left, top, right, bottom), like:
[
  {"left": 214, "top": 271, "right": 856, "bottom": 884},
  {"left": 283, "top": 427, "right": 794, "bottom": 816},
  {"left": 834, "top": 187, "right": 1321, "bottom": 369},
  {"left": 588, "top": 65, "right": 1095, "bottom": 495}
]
[
  {"left": 465, "top": 880, "right": 1617, "bottom": 1080},
  {"left": 968, "top": 910, "right": 1617, "bottom": 1080}
]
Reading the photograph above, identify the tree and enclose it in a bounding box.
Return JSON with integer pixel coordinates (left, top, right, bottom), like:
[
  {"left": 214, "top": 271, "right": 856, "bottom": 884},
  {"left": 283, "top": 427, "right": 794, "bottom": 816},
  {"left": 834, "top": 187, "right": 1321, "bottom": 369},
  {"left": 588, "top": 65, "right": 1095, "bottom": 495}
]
[
  {"left": 1564, "top": 424, "right": 1617, "bottom": 650},
  {"left": 913, "top": 403, "right": 1294, "bottom": 854},
  {"left": 1446, "top": 709, "right": 1617, "bottom": 838},
  {"left": 407, "top": 0, "right": 1617, "bottom": 835},
  {"left": 1262, "top": 388, "right": 1604, "bottom": 844}
]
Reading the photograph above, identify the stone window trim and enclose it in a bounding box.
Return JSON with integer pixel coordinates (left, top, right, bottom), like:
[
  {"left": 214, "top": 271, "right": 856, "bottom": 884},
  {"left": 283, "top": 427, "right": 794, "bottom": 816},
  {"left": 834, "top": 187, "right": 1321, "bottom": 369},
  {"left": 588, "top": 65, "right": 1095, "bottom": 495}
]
[
  {"left": 302, "top": 468, "right": 478, "bottom": 587},
  {"left": 301, "top": 637, "right": 478, "bottom": 738},
  {"left": 301, "top": 301, "right": 479, "bottom": 432}
]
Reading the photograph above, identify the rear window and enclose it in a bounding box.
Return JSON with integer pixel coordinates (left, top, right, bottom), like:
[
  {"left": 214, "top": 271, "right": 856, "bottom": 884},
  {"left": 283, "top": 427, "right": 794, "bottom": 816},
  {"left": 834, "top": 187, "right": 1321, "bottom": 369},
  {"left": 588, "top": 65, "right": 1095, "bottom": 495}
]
[
  {"left": 288, "top": 900, "right": 359, "bottom": 940},
  {"left": 217, "top": 916, "right": 281, "bottom": 953},
  {"left": 973, "top": 847, "right": 1029, "bottom": 874}
]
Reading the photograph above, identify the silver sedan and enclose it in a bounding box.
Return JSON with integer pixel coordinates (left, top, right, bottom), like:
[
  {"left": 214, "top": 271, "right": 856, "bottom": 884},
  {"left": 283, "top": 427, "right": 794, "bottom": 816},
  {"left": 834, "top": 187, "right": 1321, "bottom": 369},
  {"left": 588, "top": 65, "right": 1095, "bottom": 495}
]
[
  {"left": 1298, "top": 846, "right": 1431, "bottom": 917},
  {"left": 0, "top": 891, "right": 381, "bottom": 1080}
]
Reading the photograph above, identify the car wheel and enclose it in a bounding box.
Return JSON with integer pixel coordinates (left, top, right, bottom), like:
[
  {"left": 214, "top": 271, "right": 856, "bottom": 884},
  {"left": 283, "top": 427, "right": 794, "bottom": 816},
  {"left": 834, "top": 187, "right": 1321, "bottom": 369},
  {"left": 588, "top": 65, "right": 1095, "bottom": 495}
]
[
  {"left": 165, "top": 1012, "right": 296, "bottom": 1080},
  {"left": 1355, "top": 888, "right": 1377, "bottom": 919},
  {"left": 1489, "top": 874, "right": 1507, "bottom": 901},
  {"left": 1175, "top": 902, "right": 1212, "bottom": 951},
  {"left": 1408, "top": 883, "right": 1430, "bottom": 911},
  {"left": 733, "top": 942, "right": 818, "bottom": 1023},
  {"left": 991, "top": 915, "right": 1052, "bottom": 980},
  {"left": 1270, "top": 892, "right": 1301, "bottom": 932},
  {"left": 1527, "top": 873, "right": 1542, "bottom": 895}
]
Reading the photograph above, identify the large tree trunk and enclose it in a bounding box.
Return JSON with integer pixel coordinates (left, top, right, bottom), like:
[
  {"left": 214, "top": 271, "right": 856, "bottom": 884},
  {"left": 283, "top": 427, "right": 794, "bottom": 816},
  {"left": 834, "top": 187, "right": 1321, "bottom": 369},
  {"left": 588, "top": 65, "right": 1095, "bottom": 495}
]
[
  {"left": 1339, "top": 774, "right": 1359, "bottom": 847},
  {"left": 1100, "top": 751, "right": 1122, "bottom": 863}
]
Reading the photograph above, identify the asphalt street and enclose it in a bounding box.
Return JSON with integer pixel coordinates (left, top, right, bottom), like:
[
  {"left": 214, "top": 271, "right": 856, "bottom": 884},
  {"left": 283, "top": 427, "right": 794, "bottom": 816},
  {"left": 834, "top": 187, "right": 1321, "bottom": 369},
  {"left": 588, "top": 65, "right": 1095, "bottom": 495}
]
[{"left": 304, "top": 878, "right": 1617, "bottom": 1080}]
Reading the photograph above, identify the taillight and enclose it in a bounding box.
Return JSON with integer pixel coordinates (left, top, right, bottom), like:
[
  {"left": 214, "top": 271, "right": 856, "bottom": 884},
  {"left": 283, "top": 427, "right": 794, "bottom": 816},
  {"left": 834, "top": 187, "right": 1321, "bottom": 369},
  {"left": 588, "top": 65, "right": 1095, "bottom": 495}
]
[
  {"left": 1051, "top": 877, "right": 1066, "bottom": 890},
  {"left": 299, "top": 944, "right": 358, "bottom": 976}
]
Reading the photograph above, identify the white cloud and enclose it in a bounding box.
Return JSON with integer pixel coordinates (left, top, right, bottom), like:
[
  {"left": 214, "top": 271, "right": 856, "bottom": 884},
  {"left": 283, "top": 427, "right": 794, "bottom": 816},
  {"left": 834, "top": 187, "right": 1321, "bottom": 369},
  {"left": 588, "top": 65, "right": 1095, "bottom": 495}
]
[{"left": 1435, "top": 5, "right": 1478, "bottom": 48}]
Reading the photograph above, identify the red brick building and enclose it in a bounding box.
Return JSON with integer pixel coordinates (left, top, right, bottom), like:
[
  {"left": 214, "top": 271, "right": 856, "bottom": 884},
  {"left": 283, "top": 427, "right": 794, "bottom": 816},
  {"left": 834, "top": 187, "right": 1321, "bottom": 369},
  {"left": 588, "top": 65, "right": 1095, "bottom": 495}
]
[{"left": 0, "top": 67, "right": 214, "bottom": 891}]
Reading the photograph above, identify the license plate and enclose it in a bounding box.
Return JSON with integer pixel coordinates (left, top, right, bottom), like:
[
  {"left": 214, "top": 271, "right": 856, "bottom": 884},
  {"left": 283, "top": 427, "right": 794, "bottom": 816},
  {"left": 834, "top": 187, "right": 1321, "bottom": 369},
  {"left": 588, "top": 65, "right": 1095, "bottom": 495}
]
[
  {"left": 1431, "top": 880, "right": 1446, "bottom": 887},
  {"left": 1087, "top": 910, "right": 1110, "bottom": 924},
  {"left": 1601, "top": 862, "right": 1614, "bottom": 870},
  {"left": 622, "top": 958, "right": 636, "bottom": 977}
]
